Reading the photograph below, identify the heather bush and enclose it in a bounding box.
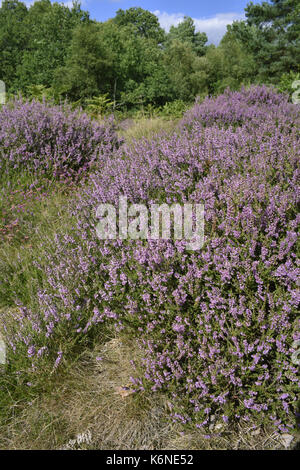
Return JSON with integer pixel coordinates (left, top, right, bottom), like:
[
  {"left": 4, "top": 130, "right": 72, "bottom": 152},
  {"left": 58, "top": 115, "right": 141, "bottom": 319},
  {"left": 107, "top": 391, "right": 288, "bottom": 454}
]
[
  {"left": 2, "top": 86, "right": 299, "bottom": 433},
  {"left": 181, "top": 85, "right": 298, "bottom": 129},
  {"left": 0, "top": 98, "right": 120, "bottom": 179}
]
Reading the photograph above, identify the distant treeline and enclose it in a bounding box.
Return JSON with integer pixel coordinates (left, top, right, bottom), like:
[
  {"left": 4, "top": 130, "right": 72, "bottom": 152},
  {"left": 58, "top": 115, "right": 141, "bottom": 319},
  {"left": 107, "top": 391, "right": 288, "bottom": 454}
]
[{"left": 0, "top": 0, "right": 299, "bottom": 109}]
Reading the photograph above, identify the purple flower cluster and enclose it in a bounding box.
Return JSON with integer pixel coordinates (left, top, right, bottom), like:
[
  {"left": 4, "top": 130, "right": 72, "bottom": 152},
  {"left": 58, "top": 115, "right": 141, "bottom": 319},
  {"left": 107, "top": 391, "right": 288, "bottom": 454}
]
[
  {"left": 4, "top": 86, "right": 299, "bottom": 431},
  {"left": 181, "top": 85, "right": 298, "bottom": 129},
  {"left": 0, "top": 98, "right": 120, "bottom": 179}
]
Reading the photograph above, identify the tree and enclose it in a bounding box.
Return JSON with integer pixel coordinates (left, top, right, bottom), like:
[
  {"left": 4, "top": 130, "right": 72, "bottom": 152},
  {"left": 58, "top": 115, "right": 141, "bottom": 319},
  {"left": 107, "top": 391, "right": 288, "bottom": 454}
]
[
  {"left": 164, "top": 40, "right": 206, "bottom": 101},
  {"left": 53, "top": 22, "right": 112, "bottom": 101},
  {"left": 113, "top": 7, "right": 165, "bottom": 43},
  {"left": 218, "top": 25, "right": 258, "bottom": 90},
  {"left": 16, "top": 0, "right": 89, "bottom": 92},
  {"left": 120, "top": 40, "right": 173, "bottom": 106},
  {"left": 167, "top": 16, "right": 207, "bottom": 56},
  {"left": 234, "top": 0, "right": 300, "bottom": 82},
  {"left": 0, "top": 0, "right": 28, "bottom": 92},
  {"left": 54, "top": 19, "right": 172, "bottom": 107}
]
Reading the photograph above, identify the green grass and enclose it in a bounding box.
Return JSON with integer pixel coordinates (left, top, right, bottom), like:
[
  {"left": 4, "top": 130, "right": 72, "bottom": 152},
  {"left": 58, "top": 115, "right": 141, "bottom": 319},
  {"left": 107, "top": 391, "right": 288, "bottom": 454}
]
[
  {"left": 0, "top": 171, "right": 77, "bottom": 308},
  {"left": 0, "top": 120, "right": 298, "bottom": 450},
  {"left": 0, "top": 170, "right": 81, "bottom": 425},
  {"left": 0, "top": 334, "right": 295, "bottom": 450}
]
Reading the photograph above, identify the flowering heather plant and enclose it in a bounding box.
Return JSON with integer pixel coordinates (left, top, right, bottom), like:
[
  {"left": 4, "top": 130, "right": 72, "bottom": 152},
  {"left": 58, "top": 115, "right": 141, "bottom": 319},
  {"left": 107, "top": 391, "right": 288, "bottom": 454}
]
[
  {"left": 181, "top": 84, "right": 299, "bottom": 129},
  {"left": 0, "top": 98, "right": 120, "bottom": 179},
  {"left": 3, "top": 86, "right": 299, "bottom": 433}
]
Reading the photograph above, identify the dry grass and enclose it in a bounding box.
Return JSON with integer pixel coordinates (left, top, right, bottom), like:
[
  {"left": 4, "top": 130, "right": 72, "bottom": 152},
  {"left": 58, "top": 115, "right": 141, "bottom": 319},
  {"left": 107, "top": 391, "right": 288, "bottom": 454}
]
[
  {"left": 0, "top": 335, "right": 173, "bottom": 450},
  {"left": 1, "top": 115, "right": 298, "bottom": 451},
  {"left": 0, "top": 334, "right": 298, "bottom": 450},
  {"left": 118, "top": 117, "right": 178, "bottom": 143}
]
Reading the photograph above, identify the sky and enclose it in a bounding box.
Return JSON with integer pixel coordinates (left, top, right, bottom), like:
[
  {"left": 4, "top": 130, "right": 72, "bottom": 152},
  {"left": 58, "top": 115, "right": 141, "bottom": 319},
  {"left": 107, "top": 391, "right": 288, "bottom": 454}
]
[
  {"left": 8, "top": 0, "right": 255, "bottom": 44},
  {"left": 70, "top": 0, "right": 251, "bottom": 44},
  {"left": 76, "top": 0, "right": 253, "bottom": 44}
]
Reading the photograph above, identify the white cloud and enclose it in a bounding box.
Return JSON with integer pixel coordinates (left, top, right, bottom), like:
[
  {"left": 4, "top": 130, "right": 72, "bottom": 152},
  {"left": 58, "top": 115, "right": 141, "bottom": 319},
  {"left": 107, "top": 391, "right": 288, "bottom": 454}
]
[
  {"left": 0, "top": 2, "right": 243, "bottom": 45},
  {"left": 62, "top": 0, "right": 90, "bottom": 7},
  {"left": 153, "top": 11, "right": 245, "bottom": 45}
]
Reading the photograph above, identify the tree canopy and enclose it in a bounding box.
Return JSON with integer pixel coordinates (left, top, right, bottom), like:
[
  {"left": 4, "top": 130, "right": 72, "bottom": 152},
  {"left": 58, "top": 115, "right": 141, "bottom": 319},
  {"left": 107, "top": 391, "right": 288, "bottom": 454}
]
[
  {"left": 0, "top": 0, "right": 298, "bottom": 108},
  {"left": 229, "top": 0, "right": 300, "bottom": 82},
  {"left": 167, "top": 16, "right": 208, "bottom": 56},
  {"left": 113, "top": 7, "right": 165, "bottom": 43}
]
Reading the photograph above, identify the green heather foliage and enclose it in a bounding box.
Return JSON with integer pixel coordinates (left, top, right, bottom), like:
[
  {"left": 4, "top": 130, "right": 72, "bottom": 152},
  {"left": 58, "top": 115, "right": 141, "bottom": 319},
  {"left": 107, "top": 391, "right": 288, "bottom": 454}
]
[
  {"left": 1, "top": 87, "right": 299, "bottom": 434},
  {"left": 0, "top": 0, "right": 299, "bottom": 443}
]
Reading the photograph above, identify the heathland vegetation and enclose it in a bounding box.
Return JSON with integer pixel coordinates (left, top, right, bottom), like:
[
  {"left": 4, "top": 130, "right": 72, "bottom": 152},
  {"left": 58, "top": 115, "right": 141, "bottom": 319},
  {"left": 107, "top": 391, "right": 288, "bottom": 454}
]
[{"left": 0, "top": 0, "right": 299, "bottom": 450}]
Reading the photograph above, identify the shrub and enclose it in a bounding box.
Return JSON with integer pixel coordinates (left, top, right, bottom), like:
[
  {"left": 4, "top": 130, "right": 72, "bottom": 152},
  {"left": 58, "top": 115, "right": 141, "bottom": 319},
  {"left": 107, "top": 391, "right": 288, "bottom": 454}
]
[
  {"left": 159, "top": 100, "right": 189, "bottom": 119},
  {"left": 0, "top": 98, "right": 120, "bottom": 179},
  {"left": 277, "top": 71, "right": 300, "bottom": 98},
  {"left": 85, "top": 94, "right": 114, "bottom": 118},
  {"left": 3, "top": 86, "right": 299, "bottom": 433},
  {"left": 180, "top": 84, "right": 298, "bottom": 129}
]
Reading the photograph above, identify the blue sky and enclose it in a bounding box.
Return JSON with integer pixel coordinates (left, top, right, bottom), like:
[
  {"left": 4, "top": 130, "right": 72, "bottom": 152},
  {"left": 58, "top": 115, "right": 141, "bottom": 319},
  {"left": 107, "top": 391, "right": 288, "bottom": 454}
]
[
  {"left": 18, "top": 0, "right": 255, "bottom": 44},
  {"left": 78, "top": 0, "right": 251, "bottom": 44}
]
